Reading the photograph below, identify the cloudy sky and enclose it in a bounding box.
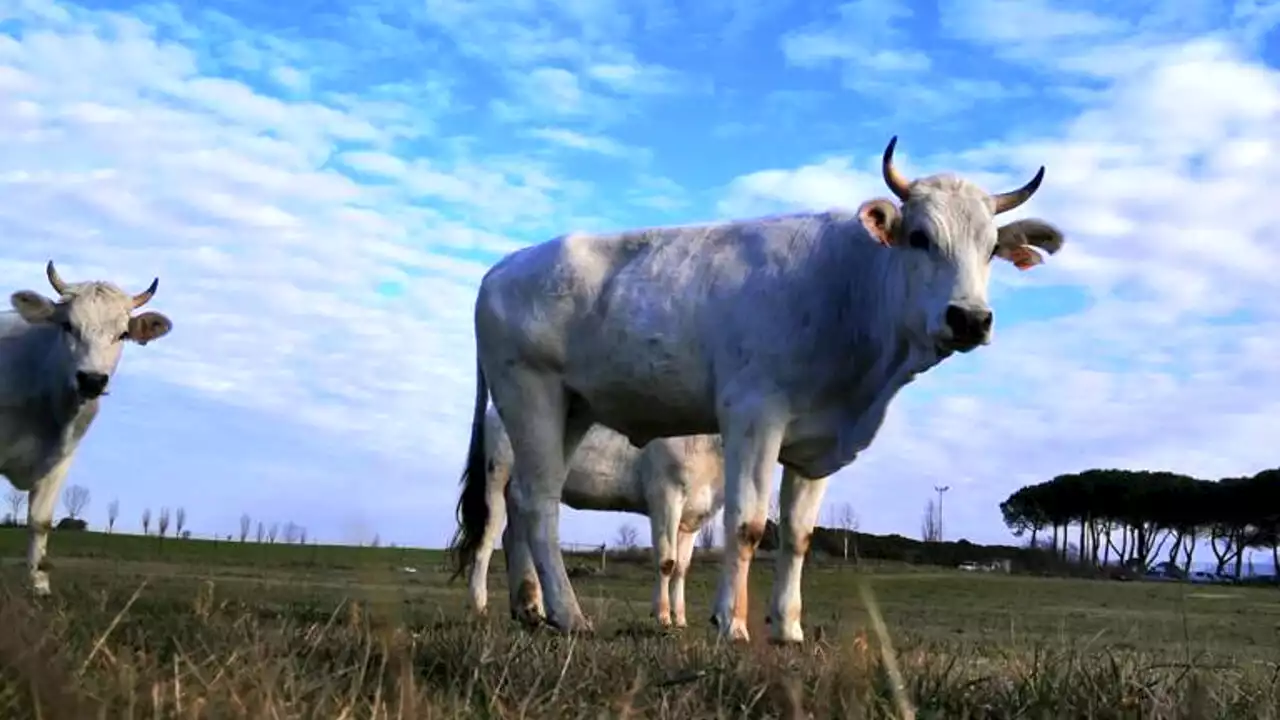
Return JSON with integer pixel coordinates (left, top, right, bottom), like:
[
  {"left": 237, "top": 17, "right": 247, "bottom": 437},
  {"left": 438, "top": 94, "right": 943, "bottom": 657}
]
[{"left": 0, "top": 0, "right": 1277, "bottom": 549}]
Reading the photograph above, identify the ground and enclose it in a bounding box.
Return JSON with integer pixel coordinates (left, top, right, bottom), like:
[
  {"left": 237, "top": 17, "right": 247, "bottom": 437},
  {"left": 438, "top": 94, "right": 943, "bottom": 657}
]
[{"left": 0, "top": 530, "right": 1277, "bottom": 718}]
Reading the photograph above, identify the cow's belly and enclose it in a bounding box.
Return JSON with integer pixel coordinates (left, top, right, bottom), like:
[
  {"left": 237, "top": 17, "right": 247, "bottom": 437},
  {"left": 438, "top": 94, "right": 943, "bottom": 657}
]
[
  {"left": 560, "top": 465, "right": 648, "bottom": 514},
  {"left": 564, "top": 344, "right": 718, "bottom": 446}
]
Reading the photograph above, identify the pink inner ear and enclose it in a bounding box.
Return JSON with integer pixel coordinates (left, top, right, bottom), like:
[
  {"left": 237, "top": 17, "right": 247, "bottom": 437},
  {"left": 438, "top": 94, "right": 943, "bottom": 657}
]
[{"left": 1002, "top": 244, "right": 1042, "bottom": 271}]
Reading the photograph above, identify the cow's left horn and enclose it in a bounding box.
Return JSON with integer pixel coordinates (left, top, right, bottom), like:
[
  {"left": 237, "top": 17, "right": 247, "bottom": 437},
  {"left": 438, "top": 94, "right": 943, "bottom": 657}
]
[
  {"left": 132, "top": 277, "right": 159, "bottom": 309},
  {"left": 881, "top": 136, "right": 912, "bottom": 202},
  {"left": 992, "top": 166, "right": 1046, "bottom": 214},
  {"left": 46, "top": 261, "right": 69, "bottom": 296}
]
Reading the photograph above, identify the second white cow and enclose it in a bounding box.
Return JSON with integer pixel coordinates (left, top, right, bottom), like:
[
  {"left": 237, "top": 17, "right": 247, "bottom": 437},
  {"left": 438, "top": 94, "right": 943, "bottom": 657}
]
[{"left": 451, "top": 406, "right": 724, "bottom": 628}]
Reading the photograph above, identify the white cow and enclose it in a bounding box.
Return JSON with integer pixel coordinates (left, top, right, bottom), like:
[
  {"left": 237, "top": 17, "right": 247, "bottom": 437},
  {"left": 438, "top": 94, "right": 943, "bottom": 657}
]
[
  {"left": 0, "top": 261, "right": 173, "bottom": 595},
  {"left": 453, "top": 137, "right": 1065, "bottom": 643},
  {"left": 450, "top": 405, "right": 725, "bottom": 628}
]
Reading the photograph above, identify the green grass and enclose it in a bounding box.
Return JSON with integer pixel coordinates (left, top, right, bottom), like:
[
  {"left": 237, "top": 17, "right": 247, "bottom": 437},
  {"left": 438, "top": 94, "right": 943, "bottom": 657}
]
[
  {"left": 1, "top": 531, "right": 1279, "bottom": 718},
  {"left": 0, "top": 527, "right": 435, "bottom": 568}
]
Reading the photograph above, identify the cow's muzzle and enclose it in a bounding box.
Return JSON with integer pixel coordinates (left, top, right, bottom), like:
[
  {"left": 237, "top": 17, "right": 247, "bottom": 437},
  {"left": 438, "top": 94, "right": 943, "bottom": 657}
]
[
  {"left": 942, "top": 305, "right": 993, "bottom": 353},
  {"left": 75, "top": 371, "right": 110, "bottom": 400}
]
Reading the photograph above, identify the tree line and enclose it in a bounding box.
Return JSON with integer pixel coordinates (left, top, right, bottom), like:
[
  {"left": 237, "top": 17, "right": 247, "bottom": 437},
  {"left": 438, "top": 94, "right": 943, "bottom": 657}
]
[
  {"left": 1000, "top": 468, "right": 1280, "bottom": 577},
  {"left": 3, "top": 487, "right": 313, "bottom": 544}
]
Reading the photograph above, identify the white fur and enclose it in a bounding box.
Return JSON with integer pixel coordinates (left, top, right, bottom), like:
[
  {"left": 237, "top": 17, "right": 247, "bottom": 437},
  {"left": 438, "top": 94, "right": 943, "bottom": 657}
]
[{"left": 456, "top": 143, "right": 1064, "bottom": 642}]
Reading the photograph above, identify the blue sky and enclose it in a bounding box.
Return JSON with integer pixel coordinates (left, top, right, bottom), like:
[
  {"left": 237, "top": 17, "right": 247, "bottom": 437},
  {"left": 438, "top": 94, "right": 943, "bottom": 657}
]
[{"left": 0, "top": 0, "right": 1278, "bottom": 551}]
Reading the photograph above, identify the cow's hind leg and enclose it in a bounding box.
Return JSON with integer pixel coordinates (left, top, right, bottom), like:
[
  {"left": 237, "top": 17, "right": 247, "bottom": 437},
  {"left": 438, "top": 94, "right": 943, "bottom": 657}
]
[
  {"left": 498, "top": 375, "right": 594, "bottom": 634},
  {"left": 502, "top": 487, "right": 545, "bottom": 626},
  {"left": 768, "top": 468, "right": 829, "bottom": 644},
  {"left": 468, "top": 462, "right": 510, "bottom": 617},
  {"left": 648, "top": 495, "right": 681, "bottom": 627},
  {"left": 671, "top": 525, "right": 697, "bottom": 628}
]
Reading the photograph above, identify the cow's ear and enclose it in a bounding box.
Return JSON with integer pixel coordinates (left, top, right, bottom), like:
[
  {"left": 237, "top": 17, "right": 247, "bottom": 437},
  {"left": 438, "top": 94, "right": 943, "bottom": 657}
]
[
  {"left": 994, "top": 219, "right": 1065, "bottom": 271},
  {"left": 10, "top": 291, "right": 56, "bottom": 323},
  {"left": 857, "top": 198, "right": 902, "bottom": 247},
  {"left": 128, "top": 311, "right": 172, "bottom": 346}
]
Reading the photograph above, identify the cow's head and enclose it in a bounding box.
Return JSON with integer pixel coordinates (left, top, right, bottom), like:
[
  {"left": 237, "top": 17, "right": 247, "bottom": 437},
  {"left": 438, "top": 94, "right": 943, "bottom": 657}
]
[
  {"left": 10, "top": 261, "right": 173, "bottom": 400},
  {"left": 857, "top": 137, "right": 1064, "bottom": 354}
]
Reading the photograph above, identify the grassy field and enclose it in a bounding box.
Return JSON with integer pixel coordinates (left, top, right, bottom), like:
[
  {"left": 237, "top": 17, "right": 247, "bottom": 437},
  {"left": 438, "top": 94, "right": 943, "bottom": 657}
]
[{"left": 1, "top": 530, "right": 1279, "bottom": 718}]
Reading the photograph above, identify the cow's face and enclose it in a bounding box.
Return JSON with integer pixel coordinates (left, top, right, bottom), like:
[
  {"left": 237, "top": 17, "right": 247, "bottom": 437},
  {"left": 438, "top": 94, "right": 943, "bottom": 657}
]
[
  {"left": 858, "top": 137, "right": 1065, "bottom": 355},
  {"left": 10, "top": 262, "right": 172, "bottom": 400}
]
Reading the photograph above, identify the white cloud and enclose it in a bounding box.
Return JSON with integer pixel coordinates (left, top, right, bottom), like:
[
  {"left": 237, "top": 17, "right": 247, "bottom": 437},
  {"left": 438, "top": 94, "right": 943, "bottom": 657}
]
[
  {"left": 270, "top": 65, "right": 310, "bottom": 92},
  {"left": 524, "top": 126, "right": 639, "bottom": 159}
]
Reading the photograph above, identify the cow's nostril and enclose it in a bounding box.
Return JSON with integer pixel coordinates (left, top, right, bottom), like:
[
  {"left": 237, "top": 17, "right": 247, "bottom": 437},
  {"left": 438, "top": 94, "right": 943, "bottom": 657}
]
[{"left": 75, "top": 371, "right": 109, "bottom": 398}]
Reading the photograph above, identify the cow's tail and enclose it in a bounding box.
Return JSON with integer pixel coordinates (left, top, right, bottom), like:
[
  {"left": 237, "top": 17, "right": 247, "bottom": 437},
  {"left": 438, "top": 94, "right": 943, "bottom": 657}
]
[{"left": 448, "top": 357, "right": 491, "bottom": 583}]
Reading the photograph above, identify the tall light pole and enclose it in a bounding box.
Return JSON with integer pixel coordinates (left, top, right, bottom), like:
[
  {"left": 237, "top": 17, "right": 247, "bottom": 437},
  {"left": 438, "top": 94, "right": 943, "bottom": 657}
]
[{"left": 934, "top": 485, "right": 950, "bottom": 542}]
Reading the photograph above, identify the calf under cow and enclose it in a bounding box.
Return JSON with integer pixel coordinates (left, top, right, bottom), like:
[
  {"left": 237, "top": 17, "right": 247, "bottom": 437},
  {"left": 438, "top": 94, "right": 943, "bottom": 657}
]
[
  {"left": 0, "top": 261, "right": 173, "bottom": 595},
  {"left": 450, "top": 405, "right": 725, "bottom": 628},
  {"left": 452, "top": 136, "right": 1066, "bottom": 643}
]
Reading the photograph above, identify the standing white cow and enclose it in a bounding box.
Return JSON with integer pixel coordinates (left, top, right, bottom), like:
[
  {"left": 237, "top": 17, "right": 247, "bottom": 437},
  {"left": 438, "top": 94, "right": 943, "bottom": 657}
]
[
  {"left": 452, "top": 137, "right": 1065, "bottom": 643},
  {"left": 0, "top": 261, "right": 173, "bottom": 595},
  {"left": 450, "top": 405, "right": 725, "bottom": 628}
]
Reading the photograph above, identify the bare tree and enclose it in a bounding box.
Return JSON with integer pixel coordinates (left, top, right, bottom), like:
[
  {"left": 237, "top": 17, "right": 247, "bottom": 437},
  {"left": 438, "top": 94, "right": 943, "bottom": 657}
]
[
  {"left": 826, "top": 502, "right": 859, "bottom": 562},
  {"left": 268, "top": 522, "right": 279, "bottom": 544},
  {"left": 62, "top": 484, "right": 90, "bottom": 519},
  {"left": 158, "top": 507, "right": 171, "bottom": 538},
  {"left": 615, "top": 523, "right": 639, "bottom": 549},
  {"left": 300, "top": 527, "right": 308, "bottom": 544},
  {"left": 255, "top": 521, "right": 265, "bottom": 543},
  {"left": 5, "top": 489, "right": 25, "bottom": 525},
  {"left": 142, "top": 508, "right": 152, "bottom": 535},
  {"left": 107, "top": 498, "right": 119, "bottom": 533},
  {"left": 175, "top": 507, "right": 186, "bottom": 538},
  {"left": 283, "top": 522, "right": 300, "bottom": 544},
  {"left": 921, "top": 498, "right": 941, "bottom": 543},
  {"left": 239, "top": 513, "right": 251, "bottom": 542},
  {"left": 371, "top": 533, "right": 381, "bottom": 548}
]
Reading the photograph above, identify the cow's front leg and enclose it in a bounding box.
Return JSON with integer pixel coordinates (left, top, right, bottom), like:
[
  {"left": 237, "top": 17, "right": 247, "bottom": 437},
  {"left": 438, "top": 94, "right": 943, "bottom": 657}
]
[
  {"left": 769, "top": 467, "right": 829, "bottom": 644},
  {"left": 711, "top": 406, "right": 786, "bottom": 643},
  {"left": 26, "top": 455, "right": 73, "bottom": 597}
]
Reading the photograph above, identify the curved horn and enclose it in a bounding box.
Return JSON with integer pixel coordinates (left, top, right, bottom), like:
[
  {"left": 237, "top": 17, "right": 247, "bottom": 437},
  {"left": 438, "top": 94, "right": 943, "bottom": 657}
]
[
  {"left": 992, "top": 166, "right": 1046, "bottom": 214},
  {"left": 46, "top": 261, "right": 69, "bottom": 296},
  {"left": 881, "top": 135, "right": 912, "bottom": 202},
  {"left": 132, "top": 277, "right": 159, "bottom": 309}
]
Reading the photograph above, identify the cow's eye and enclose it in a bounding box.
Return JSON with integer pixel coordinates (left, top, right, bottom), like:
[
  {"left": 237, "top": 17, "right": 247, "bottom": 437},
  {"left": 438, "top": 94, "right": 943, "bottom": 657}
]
[
  {"left": 907, "top": 230, "right": 930, "bottom": 251},
  {"left": 118, "top": 331, "right": 130, "bottom": 341},
  {"left": 58, "top": 320, "right": 74, "bottom": 334}
]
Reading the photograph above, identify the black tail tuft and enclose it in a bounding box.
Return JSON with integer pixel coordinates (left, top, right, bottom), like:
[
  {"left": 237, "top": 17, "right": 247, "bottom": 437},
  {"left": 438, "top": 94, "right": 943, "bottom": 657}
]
[{"left": 448, "top": 359, "right": 491, "bottom": 583}]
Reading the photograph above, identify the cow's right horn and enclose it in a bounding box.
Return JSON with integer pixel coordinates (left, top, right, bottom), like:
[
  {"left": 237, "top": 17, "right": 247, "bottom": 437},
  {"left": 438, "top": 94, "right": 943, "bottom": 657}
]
[
  {"left": 132, "top": 277, "right": 159, "bottom": 309},
  {"left": 46, "top": 261, "right": 69, "bottom": 296},
  {"left": 881, "top": 136, "right": 912, "bottom": 202},
  {"left": 992, "top": 166, "right": 1046, "bottom": 214}
]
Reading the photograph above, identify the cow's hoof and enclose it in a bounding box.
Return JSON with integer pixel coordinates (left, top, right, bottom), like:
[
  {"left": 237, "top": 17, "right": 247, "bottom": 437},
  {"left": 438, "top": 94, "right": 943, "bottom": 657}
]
[{"left": 29, "top": 573, "right": 51, "bottom": 598}]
